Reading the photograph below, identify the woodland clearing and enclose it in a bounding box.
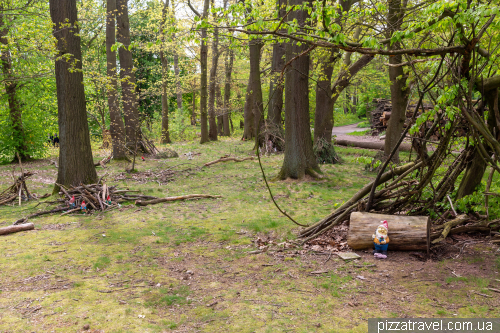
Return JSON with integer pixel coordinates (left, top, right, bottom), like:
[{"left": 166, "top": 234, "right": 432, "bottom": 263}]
[{"left": 0, "top": 139, "right": 499, "bottom": 332}]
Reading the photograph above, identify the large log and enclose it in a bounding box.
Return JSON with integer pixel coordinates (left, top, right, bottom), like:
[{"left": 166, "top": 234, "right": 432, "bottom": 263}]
[
  {"left": 0, "top": 223, "right": 34, "bottom": 236},
  {"left": 335, "top": 139, "right": 412, "bottom": 151},
  {"left": 347, "top": 212, "right": 429, "bottom": 252}
]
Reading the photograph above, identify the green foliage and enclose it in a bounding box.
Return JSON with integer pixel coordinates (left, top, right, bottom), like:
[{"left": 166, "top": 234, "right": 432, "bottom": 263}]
[{"left": 334, "top": 110, "right": 361, "bottom": 127}]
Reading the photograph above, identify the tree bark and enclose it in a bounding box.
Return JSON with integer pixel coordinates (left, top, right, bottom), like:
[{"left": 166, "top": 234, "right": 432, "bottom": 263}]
[
  {"left": 199, "top": 0, "right": 210, "bottom": 143},
  {"left": 106, "top": 0, "right": 127, "bottom": 159},
  {"left": 216, "top": 83, "right": 223, "bottom": 135},
  {"left": 249, "top": 39, "right": 264, "bottom": 148},
  {"left": 222, "top": 48, "right": 233, "bottom": 136},
  {"left": 208, "top": 23, "right": 219, "bottom": 141},
  {"left": 314, "top": 49, "right": 336, "bottom": 144},
  {"left": 242, "top": 75, "right": 255, "bottom": 140},
  {"left": 267, "top": 0, "right": 287, "bottom": 131},
  {"left": 50, "top": 0, "right": 98, "bottom": 189},
  {"left": 0, "top": 9, "right": 28, "bottom": 161},
  {"left": 384, "top": 0, "right": 409, "bottom": 163},
  {"left": 173, "top": 37, "right": 182, "bottom": 111},
  {"left": 277, "top": 0, "right": 320, "bottom": 179},
  {"left": 116, "top": 0, "right": 143, "bottom": 149},
  {"left": 191, "top": 89, "right": 197, "bottom": 125},
  {"left": 159, "top": 0, "right": 171, "bottom": 144}
]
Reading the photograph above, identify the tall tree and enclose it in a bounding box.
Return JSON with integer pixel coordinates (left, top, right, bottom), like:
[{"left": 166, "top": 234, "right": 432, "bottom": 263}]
[
  {"left": 208, "top": 7, "right": 220, "bottom": 141},
  {"left": 267, "top": 0, "right": 287, "bottom": 133},
  {"left": 116, "top": 0, "right": 143, "bottom": 149},
  {"left": 314, "top": 49, "right": 337, "bottom": 144},
  {"left": 278, "top": 0, "right": 321, "bottom": 179},
  {"left": 106, "top": 0, "right": 127, "bottom": 159},
  {"left": 171, "top": 2, "right": 183, "bottom": 112},
  {"left": 216, "top": 82, "right": 223, "bottom": 134},
  {"left": 159, "top": 0, "right": 171, "bottom": 143},
  {"left": 242, "top": 74, "right": 255, "bottom": 140},
  {"left": 188, "top": 0, "right": 210, "bottom": 143},
  {"left": 384, "top": 0, "right": 409, "bottom": 162},
  {"left": 249, "top": 38, "right": 264, "bottom": 148},
  {"left": 222, "top": 48, "right": 233, "bottom": 136},
  {"left": 49, "top": 0, "right": 98, "bottom": 188},
  {"left": 0, "top": 8, "right": 28, "bottom": 161}
]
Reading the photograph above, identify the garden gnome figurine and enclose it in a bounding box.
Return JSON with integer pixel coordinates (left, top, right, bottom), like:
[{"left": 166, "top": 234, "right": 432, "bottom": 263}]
[
  {"left": 81, "top": 200, "right": 87, "bottom": 213},
  {"left": 69, "top": 195, "right": 75, "bottom": 208},
  {"left": 372, "top": 220, "right": 390, "bottom": 259},
  {"left": 106, "top": 195, "right": 112, "bottom": 205}
]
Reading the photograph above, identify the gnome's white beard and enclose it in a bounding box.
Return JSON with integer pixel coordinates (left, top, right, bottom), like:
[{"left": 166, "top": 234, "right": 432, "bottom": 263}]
[{"left": 375, "top": 229, "right": 388, "bottom": 241}]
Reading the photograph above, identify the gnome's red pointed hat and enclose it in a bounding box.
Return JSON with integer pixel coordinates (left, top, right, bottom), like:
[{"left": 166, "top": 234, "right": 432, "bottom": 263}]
[{"left": 379, "top": 220, "right": 388, "bottom": 230}]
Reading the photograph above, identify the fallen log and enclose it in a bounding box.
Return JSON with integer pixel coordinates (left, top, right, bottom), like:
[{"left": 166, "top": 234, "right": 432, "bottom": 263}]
[
  {"left": 300, "top": 161, "right": 421, "bottom": 238},
  {"left": 335, "top": 139, "right": 412, "bottom": 151},
  {"left": 204, "top": 156, "right": 254, "bottom": 167},
  {"left": 347, "top": 212, "right": 430, "bottom": 252},
  {"left": 0, "top": 223, "right": 34, "bottom": 236},
  {"left": 14, "top": 206, "right": 68, "bottom": 225},
  {"left": 135, "top": 194, "right": 222, "bottom": 206}
]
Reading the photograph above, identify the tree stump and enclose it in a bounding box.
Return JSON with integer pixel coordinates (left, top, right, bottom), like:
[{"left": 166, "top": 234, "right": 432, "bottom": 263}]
[{"left": 347, "top": 212, "right": 429, "bottom": 252}]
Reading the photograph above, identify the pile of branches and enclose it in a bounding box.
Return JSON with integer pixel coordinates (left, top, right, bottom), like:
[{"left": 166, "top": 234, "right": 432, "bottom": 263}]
[
  {"left": 13, "top": 182, "right": 155, "bottom": 225},
  {"left": 0, "top": 171, "right": 35, "bottom": 206},
  {"left": 56, "top": 183, "right": 157, "bottom": 212},
  {"left": 301, "top": 102, "right": 499, "bottom": 244},
  {"left": 13, "top": 181, "right": 221, "bottom": 224}
]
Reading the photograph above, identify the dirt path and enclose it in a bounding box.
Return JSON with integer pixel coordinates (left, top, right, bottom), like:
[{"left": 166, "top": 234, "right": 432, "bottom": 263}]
[
  {"left": 332, "top": 123, "right": 369, "bottom": 135},
  {"left": 332, "top": 123, "right": 382, "bottom": 144}
]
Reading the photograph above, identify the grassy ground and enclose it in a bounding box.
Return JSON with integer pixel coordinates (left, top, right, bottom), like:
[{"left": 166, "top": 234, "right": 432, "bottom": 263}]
[{"left": 0, "top": 138, "right": 499, "bottom": 332}]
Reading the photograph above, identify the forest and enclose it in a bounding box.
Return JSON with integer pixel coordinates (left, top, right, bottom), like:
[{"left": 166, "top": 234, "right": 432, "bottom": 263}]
[{"left": 0, "top": 0, "right": 500, "bottom": 331}]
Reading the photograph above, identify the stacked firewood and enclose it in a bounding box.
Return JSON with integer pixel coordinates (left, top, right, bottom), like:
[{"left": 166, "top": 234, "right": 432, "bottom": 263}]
[
  {"left": 56, "top": 183, "right": 157, "bottom": 214},
  {"left": 370, "top": 98, "right": 436, "bottom": 136},
  {"left": 0, "top": 171, "right": 35, "bottom": 206},
  {"left": 370, "top": 98, "right": 392, "bottom": 134}
]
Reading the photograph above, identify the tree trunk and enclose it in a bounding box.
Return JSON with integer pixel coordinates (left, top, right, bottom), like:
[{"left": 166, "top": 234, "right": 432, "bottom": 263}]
[
  {"left": 173, "top": 36, "right": 182, "bottom": 112},
  {"left": 216, "top": 83, "right": 223, "bottom": 135},
  {"left": 277, "top": 0, "right": 320, "bottom": 179},
  {"left": 267, "top": 0, "right": 286, "bottom": 131},
  {"left": 116, "top": 0, "right": 143, "bottom": 149},
  {"left": 314, "top": 49, "right": 336, "bottom": 144},
  {"left": 249, "top": 39, "right": 264, "bottom": 148},
  {"left": 0, "top": 10, "right": 28, "bottom": 161},
  {"left": 106, "top": 0, "right": 127, "bottom": 160},
  {"left": 159, "top": 0, "right": 171, "bottom": 144},
  {"left": 199, "top": 0, "right": 210, "bottom": 143},
  {"left": 242, "top": 75, "right": 255, "bottom": 140},
  {"left": 208, "top": 24, "right": 219, "bottom": 141},
  {"left": 191, "top": 89, "right": 197, "bottom": 125},
  {"left": 384, "top": 0, "right": 409, "bottom": 163},
  {"left": 347, "top": 212, "right": 430, "bottom": 251},
  {"left": 222, "top": 48, "right": 233, "bottom": 136},
  {"left": 49, "top": 0, "right": 98, "bottom": 188}
]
